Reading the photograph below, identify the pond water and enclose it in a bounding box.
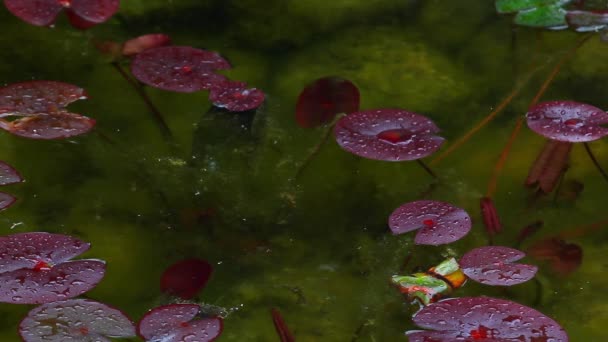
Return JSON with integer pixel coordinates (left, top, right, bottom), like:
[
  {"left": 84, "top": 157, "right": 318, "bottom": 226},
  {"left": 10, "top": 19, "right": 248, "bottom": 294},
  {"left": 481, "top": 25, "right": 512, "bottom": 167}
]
[{"left": 0, "top": 0, "right": 607, "bottom": 341}]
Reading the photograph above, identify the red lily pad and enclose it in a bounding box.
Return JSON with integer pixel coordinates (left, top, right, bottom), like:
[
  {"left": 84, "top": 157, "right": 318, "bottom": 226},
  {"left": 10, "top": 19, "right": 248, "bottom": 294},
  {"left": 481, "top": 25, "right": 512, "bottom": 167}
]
[
  {"left": 0, "top": 81, "right": 95, "bottom": 139},
  {"left": 19, "top": 299, "right": 136, "bottom": 341},
  {"left": 4, "top": 0, "right": 119, "bottom": 28},
  {"left": 527, "top": 238, "right": 582, "bottom": 276},
  {"left": 0, "top": 232, "right": 106, "bottom": 304},
  {"left": 408, "top": 296, "right": 568, "bottom": 341},
  {"left": 160, "top": 258, "right": 213, "bottom": 299},
  {"left": 295, "top": 76, "right": 360, "bottom": 128},
  {"left": 459, "top": 246, "right": 538, "bottom": 286},
  {"left": 122, "top": 34, "right": 172, "bottom": 57},
  {"left": 388, "top": 200, "right": 471, "bottom": 245},
  {"left": 209, "top": 81, "right": 265, "bottom": 112},
  {"left": 526, "top": 101, "right": 608, "bottom": 142},
  {"left": 333, "top": 109, "right": 445, "bottom": 161},
  {"left": 131, "top": 46, "right": 231, "bottom": 93},
  {"left": 137, "top": 304, "right": 223, "bottom": 342}
]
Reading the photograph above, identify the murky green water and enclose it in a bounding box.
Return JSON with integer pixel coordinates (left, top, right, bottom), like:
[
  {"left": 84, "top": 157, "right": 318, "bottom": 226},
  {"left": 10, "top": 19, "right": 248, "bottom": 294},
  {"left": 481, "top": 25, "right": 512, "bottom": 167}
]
[{"left": 1, "top": 0, "right": 607, "bottom": 340}]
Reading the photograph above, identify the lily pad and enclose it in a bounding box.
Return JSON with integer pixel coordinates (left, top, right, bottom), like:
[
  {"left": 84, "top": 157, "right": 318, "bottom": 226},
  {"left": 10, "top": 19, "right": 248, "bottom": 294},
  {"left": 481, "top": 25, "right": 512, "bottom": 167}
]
[
  {"left": 122, "top": 34, "right": 172, "bottom": 57},
  {"left": 137, "top": 304, "right": 223, "bottom": 342},
  {"left": 333, "top": 109, "right": 445, "bottom": 161},
  {"left": 295, "top": 76, "right": 360, "bottom": 128},
  {"left": 526, "top": 100, "right": 608, "bottom": 142},
  {"left": 566, "top": 10, "right": 608, "bottom": 32},
  {"left": 407, "top": 296, "right": 569, "bottom": 341},
  {"left": 19, "top": 299, "right": 136, "bottom": 341},
  {"left": 3, "top": 0, "right": 119, "bottom": 28},
  {"left": 209, "top": 81, "right": 265, "bottom": 112},
  {"left": 495, "top": 0, "right": 570, "bottom": 28},
  {"left": 0, "top": 160, "right": 23, "bottom": 211},
  {"left": 131, "top": 46, "right": 231, "bottom": 93},
  {"left": 388, "top": 200, "right": 471, "bottom": 245},
  {"left": 160, "top": 258, "right": 213, "bottom": 299},
  {"left": 460, "top": 246, "right": 538, "bottom": 286},
  {"left": 0, "top": 232, "right": 106, "bottom": 304}
]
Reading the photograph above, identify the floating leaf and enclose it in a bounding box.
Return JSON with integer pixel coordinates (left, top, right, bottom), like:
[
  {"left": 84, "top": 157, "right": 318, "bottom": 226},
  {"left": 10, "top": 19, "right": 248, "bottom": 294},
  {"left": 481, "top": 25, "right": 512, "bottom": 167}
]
[
  {"left": 137, "top": 304, "right": 223, "bottom": 342},
  {"left": 160, "top": 258, "right": 213, "bottom": 299},
  {"left": 460, "top": 246, "right": 538, "bottom": 286},
  {"left": 388, "top": 200, "right": 471, "bottom": 245},
  {"left": 0, "top": 232, "right": 105, "bottom": 304},
  {"left": 566, "top": 10, "right": 608, "bottom": 31},
  {"left": 496, "top": 0, "right": 570, "bottom": 28},
  {"left": 526, "top": 101, "right": 608, "bottom": 142},
  {"left": 333, "top": 109, "right": 445, "bottom": 161},
  {"left": 19, "top": 299, "right": 136, "bottom": 341},
  {"left": 407, "top": 296, "right": 569, "bottom": 341},
  {"left": 0, "top": 81, "right": 95, "bottom": 139},
  {"left": 131, "top": 46, "right": 230, "bottom": 93},
  {"left": 209, "top": 81, "right": 265, "bottom": 112},
  {"left": 527, "top": 238, "right": 582, "bottom": 276},
  {"left": 0, "top": 160, "right": 23, "bottom": 211},
  {"left": 4, "top": 0, "right": 119, "bottom": 29},
  {"left": 295, "top": 76, "right": 360, "bottom": 128}
]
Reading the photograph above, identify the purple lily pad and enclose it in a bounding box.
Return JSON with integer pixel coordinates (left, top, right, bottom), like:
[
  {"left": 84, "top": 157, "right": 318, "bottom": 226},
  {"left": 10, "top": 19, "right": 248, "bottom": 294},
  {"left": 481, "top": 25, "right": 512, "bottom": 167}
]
[
  {"left": 0, "top": 160, "right": 23, "bottom": 211},
  {"left": 160, "top": 258, "right": 213, "bottom": 299},
  {"left": 0, "top": 81, "right": 95, "bottom": 139},
  {"left": 333, "top": 109, "right": 445, "bottom": 161},
  {"left": 388, "top": 200, "right": 471, "bottom": 245},
  {"left": 566, "top": 10, "right": 608, "bottom": 32},
  {"left": 459, "top": 246, "right": 538, "bottom": 286},
  {"left": 407, "top": 296, "right": 568, "bottom": 342},
  {"left": 0, "top": 232, "right": 106, "bottom": 304},
  {"left": 209, "top": 81, "right": 265, "bottom": 112},
  {"left": 137, "top": 304, "right": 223, "bottom": 342},
  {"left": 19, "top": 299, "right": 136, "bottom": 341},
  {"left": 526, "top": 101, "right": 608, "bottom": 142},
  {"left": 295, "top": 76, "right": 360, "bottom": 128},
  {"left": 131, "top": 46, "right": 231, "bottom": 93},
  {"left": 4, "top": 0, "right": 119, "bottom": 28}
]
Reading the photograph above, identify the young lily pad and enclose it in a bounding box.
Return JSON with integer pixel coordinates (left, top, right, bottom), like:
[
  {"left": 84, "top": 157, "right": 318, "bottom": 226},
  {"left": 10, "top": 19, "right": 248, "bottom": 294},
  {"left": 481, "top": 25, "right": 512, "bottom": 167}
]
[
  {"left": 496, "top": 0, "right": 570, "bottom": 28},
  {"left": 526, "top": 101, "right": 608, "bottom": 142},
  {"left": 4, "top": 0, "right": 119, "bottom": 28},
  {"left": 388, "top": 200, "right": 471, "bottom": 245},
  {"left": 19, "top": 299, "right": 136, "bottom": 342},
  {"left": 137, "top": 304, "right": 223, "bottom": 342},
  {"left": 407, "top": 296, "right": 569, "bottom": 341},
  {"left": 122, "top": 34, "right": 172, "bottom": 57},
  {"left": 460, "top": 246, "right": 538, "bottom": 286},
  {"left": 160, "top": 258, "right": 213, "bottom": 299},
  {"left": 131, "top": 46, "right": 231, "bottom": 93},
  {"left": 0, "top": 232, "right": 106, "bottom": 304},
  {"left": 0, "top": 81, "right": 95, "bottom": 139},
  {"left": 295, "top": 76, "right": 360, "bottom": 128},
  {"left": 209, "top": 81, "right": 265, "bottom": 112},
  {"left": 333, "top": 109, "right": 445, "bottom": 161}
]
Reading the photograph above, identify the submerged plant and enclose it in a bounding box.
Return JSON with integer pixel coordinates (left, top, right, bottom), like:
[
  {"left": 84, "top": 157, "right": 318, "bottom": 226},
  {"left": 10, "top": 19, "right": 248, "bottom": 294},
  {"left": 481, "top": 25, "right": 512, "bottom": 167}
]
[
  {"left": 19, "top": 299, "right": 135, "bottom": 341},
  {"left": 0, "top": 81, "right": 95, "bottom": 139},
  {"left": 0, "top": 232, "right": 105, "bottom": 304},
  {"left": 137, "top": 303, "right": 223, "bottom": 342},
  {"left": 527, "top": 237, "right": 582, "bottom": 276},
  {"left": 4, "top": 0, "right": 120, "bottom": 29},
  {"left": 160, "top": 258, "right": 213, "bottom": 300},
  {"left": 525, "top": 139, "right": 573, "bottom": 194},
  {"left": 271, "top": 308, "right": 295, "bottom": 342}
]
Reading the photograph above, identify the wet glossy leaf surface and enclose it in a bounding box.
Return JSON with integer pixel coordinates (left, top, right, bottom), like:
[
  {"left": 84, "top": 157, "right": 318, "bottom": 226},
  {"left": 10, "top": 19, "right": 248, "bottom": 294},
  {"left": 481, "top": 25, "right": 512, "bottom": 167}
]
[
  {"left": 496, "top": 0, "right": 570, "bottom": 28},
  {"left": 69, "top": 0, "right": 119, "bottom": 24},
  {"left": 0, "top": 161, "right": 22, "bottom": 186},
  {"left": 526, "top": 101, "right": 608, "bottom": 142},
  {"left": 408, "top": 296, "right": 569, "bottom": 341},
  {"left": 388, "top": 200, "right": 471, "bottom": 245},
  {"left": 0, "top": 112, "right": 96, "bottom": 139},
  {"left": 459, "top": 246, "right": 538, "bottom": 286},
  {"left": 160, "top": 258, "right": 213, "bottom": 299},
  {"left": 137, "top": 304, "right": 223, "bottom": 342},
  {"left": 131, "top": 46, "right": 231, "bottom": 93},
  {"left": 333, "top": 109, "right": 445, "bottom": 161},
  {"left": 3, "top": 0, "right": 119, "bottom": 28},
  {"left": 295, "top": 76, "right": 360, "bottom": 128},
  {"left": 19, "top": 298, "right": 136, "bottom": 342},
  {"left": 0, "top": 232, "right": 106, "bottom": 304},
  {"left": 0, "top": 81, "right": 87, "bottom": 115},
  {"left": 209, "top": 81, "right": 265, "bottom": 112},
  {"left": 3, "top": 0, "right": 63, "bottom": 26}
]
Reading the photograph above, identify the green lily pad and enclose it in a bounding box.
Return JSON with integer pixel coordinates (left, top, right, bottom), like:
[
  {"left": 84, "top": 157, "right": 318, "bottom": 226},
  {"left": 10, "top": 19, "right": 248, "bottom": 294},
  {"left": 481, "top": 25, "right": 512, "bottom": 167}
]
[
  {"left": 495, "top": 0, "right": 570, "bottom": 13},
  {"left": 496, "top": 0, "right": 571, "bottom": 28}
]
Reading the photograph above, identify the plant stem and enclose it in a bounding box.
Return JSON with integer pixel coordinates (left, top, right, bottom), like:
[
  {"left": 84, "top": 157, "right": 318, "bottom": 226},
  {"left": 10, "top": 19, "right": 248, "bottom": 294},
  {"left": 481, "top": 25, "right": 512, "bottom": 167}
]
[
  {"left": 295, "top": 114, "right": 346, "bottom": 180},
  {"left": 583, "top": 142, "right": 608, "bottom": 184},
  {"left": 111, "top": 62, "right": 174, "bottom": 141},
  {"left": 416, "top": 159, "right": 437, "bottom": 179},
  {"left": 485, "top": 33, "right": 593, "bottom": 198}
]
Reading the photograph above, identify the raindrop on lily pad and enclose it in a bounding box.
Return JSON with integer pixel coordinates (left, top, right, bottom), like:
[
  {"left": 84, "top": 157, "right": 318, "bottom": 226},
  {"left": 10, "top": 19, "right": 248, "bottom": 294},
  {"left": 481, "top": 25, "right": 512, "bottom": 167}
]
[
  {"left": 295, "top": 76, "right": 360, "bottom": 128},
  {"left": 526, "top": 100, "right": 608, "bottom": 142},
  {"left": 459, "top": 246, "right": 538, "bottom": 286},
  {"left": 209, "top": 81, "right": 265, "bottom": 112},
  {"left": 131, "top": 46, "right": 231, "bottom": 93},
  {"left": 0, "top": 232, "right": 106, "bottom": 304},
  {"left": 137, "top": 304, "right": 223, "bottom": 342},
  {"left": 334, "top": 109, "right": 445, "bottom": 161},
  {"left": 0, "top": 81, "right": 95, "bottom": 139},
  {"left": 388, "top": 200, "right": 471, "bottom": 245},
  {"left": 19, "top": 298, "right": 136, "bottom": 342},
  {"left": 160, "top": 258, "right": 213, "bottom": 299},
  {"left": 407, "top": 296, "right": 568, "bottom": 341}
]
